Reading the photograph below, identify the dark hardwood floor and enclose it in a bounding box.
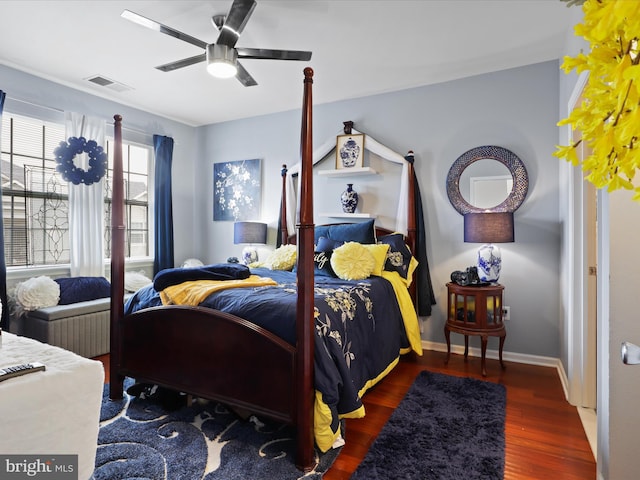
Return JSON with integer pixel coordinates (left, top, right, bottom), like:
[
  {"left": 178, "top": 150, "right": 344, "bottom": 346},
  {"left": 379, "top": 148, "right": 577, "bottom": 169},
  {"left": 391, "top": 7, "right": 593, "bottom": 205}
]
[{"left": 95, "top": 349, "right": 596, "bottom": 479}]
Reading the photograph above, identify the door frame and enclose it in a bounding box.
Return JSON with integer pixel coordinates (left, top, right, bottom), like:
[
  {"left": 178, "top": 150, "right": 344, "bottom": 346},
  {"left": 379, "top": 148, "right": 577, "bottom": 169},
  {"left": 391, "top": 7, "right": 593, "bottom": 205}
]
[{"left": 563, "top": 70, "right": 597, "bottom": 408}]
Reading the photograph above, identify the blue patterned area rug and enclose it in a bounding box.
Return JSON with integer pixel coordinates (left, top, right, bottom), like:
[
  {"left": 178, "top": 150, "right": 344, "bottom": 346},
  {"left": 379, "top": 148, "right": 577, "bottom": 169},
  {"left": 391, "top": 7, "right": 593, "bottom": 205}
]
[
  {"left": 94, "top": 379, "right": 341, "bottom": 479},
  {"left": 351, "top": 371, "right": 506, "bottom": 480}
]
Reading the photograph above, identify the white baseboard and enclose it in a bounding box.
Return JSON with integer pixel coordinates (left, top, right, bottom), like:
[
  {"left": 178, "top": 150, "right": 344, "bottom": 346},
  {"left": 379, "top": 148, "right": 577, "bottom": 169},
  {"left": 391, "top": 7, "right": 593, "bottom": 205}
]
[{"left": 422, "top": 340, "right": 562, "bottom": 370}]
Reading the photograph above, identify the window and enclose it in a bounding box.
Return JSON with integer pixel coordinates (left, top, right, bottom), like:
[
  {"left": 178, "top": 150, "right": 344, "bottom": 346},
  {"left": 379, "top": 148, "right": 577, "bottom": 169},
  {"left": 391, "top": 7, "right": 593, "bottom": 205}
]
[
  {"left": 1, "top": 112, "right": 151, "bottom": 267},
  {"left": 104, "top": 142, "right": 151, "bottom": 260}
]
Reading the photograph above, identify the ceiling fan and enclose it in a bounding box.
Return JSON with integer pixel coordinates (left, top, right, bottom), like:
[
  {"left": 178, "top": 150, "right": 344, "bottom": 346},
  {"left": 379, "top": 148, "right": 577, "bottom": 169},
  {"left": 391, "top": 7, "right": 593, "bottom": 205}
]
[{"left": 121, "top": 0, "right": 312, "bottom": 87}]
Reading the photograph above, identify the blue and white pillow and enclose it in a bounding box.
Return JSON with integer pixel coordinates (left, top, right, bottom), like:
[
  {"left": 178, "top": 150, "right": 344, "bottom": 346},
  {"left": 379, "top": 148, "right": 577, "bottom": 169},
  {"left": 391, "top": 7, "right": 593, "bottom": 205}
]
[{"left": 378, "top": 233, "right": 415, "bottom": 281}]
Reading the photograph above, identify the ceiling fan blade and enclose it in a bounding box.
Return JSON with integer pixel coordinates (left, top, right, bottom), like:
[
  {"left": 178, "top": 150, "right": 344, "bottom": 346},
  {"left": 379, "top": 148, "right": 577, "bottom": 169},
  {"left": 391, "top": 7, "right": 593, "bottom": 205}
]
[
  {"left": 216, "top": 0, "right": 257, "bottom": 48},
  {"left": 236, "top": 61, "right": 258, "bottom": 87},
  {"left": 236, "top": 48, "right": 312, "bottom": 61},
  {"left": 122, "top": 9, "right": 208, "bottom": 50},
  {"left": 156, "top": 53, "right": 207, "bottom": 72}
]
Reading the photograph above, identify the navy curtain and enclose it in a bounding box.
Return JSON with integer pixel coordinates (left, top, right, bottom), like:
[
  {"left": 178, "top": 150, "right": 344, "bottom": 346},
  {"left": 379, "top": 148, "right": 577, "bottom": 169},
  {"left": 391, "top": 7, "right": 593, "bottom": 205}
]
[
  {"left": 0, "top": 90, "right": 7, "bottom": 329},
  {"left": 406, "top": 153, "right": 437, "bottom": 316},
  {"left": 153, "top": 135, "right": 174, "bottom": 275}
]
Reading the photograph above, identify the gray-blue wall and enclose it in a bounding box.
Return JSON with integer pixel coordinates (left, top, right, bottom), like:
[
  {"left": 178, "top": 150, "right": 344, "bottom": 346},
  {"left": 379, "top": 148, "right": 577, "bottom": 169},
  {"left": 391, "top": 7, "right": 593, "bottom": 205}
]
[{"left": 201, "top": 60, "right": 562, "bottom": 359}]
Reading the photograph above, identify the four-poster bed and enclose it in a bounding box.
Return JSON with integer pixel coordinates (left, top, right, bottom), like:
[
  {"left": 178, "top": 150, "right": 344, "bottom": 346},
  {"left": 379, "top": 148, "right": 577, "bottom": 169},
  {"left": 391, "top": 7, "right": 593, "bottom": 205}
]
[{"left": 109, "top": 67, "right": 420, "bottom": 472}]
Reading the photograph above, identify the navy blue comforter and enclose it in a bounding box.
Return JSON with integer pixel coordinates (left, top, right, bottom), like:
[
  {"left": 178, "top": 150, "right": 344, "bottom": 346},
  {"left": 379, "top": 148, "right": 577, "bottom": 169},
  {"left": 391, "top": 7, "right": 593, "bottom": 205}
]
[{"left": 125, "top": 267, "right": 411, "bottom": 450}]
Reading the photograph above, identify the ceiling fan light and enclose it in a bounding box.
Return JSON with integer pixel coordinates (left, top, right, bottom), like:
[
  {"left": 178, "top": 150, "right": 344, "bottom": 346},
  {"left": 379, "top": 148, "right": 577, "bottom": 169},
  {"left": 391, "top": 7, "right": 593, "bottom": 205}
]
[
  {"left": 207, "top": 44, "right": 238, "bottom": 79},
  {"left": 207, "top": 61, "right": 238, "bottom": 78}
]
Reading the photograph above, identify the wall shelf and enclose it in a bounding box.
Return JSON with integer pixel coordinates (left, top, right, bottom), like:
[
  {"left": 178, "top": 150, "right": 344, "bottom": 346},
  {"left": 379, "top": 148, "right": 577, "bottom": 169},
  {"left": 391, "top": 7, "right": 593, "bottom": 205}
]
[
  {"left": 319, "top": 212, "right": 376, "bottom": 219},
  {"left": 318, "top": 167, "right": 377, "bottom": 177}
]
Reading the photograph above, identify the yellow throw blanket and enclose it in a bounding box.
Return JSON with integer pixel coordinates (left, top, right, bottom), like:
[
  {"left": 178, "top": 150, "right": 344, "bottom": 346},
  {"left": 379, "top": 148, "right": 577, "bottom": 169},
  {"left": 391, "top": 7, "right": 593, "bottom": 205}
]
[
  {"left": 159, "top": 275, "right": 277, "bottom": 306},
  {"left": 381, "top": 270, "right": 423, "bottom": 356}
]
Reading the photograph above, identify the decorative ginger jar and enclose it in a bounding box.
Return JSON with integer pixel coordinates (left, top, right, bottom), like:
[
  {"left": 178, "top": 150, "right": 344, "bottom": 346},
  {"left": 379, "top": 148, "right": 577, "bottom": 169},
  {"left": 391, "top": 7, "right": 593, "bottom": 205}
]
[{"left": 340, "top": 184, "right": 359, "bottom": 213}]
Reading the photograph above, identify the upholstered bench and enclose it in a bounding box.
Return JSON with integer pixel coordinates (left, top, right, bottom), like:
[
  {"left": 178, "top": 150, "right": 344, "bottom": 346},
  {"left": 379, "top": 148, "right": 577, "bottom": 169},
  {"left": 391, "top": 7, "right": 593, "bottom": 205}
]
[
  {"left": 22, "top": 297, "right": 114, "bottom": 358},
  {"left": 12, "top": 272, "right": 151, "bottom": 358},
  {"left": 14, "top": 274, "right": 145, "bottom": 358}
]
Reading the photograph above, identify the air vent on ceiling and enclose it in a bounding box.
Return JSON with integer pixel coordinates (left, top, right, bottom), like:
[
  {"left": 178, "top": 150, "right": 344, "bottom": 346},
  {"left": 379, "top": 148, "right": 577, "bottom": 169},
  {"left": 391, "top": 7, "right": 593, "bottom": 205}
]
[{"left": 85, "top": 75, "right": 133, "bottom": 93}]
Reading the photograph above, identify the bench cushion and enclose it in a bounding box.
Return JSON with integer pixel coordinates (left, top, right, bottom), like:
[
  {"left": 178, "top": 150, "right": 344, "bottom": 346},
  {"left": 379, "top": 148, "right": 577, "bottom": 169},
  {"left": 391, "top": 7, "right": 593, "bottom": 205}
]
[{"left": 27, "top": 297, "right": 112, "bottom": 321}]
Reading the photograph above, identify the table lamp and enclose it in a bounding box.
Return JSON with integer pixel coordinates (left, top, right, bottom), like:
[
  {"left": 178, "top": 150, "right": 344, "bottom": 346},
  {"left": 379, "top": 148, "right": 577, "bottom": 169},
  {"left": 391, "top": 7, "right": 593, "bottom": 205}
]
[
  {"left": 234, "top": 221, "right": 267, "bottom": 265},
  {"left": 463, "top": 212, "right": 514, "bottom": 283}
]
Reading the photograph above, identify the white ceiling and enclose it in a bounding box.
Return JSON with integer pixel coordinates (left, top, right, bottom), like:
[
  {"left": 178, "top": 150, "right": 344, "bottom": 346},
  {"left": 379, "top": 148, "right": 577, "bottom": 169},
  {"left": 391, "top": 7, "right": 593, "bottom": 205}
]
[{"left": 0, "top": 0, "right": 577, "bottom": 127}]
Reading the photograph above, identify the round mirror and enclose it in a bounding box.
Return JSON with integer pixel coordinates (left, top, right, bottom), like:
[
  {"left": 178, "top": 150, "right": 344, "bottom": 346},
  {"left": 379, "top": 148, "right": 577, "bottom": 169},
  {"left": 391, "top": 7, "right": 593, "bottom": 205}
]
[
  {"left": 458, "top": 159, "right": 512, "bottom": 209},
  {"left": 446, "top": 146, "right": 528, "bottom": 215}
]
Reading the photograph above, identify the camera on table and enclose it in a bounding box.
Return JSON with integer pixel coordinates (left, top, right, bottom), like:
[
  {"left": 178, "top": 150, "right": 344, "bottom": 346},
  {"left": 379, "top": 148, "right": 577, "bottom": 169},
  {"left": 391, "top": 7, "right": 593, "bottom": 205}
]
[{"left": 450, "top": 266, "right": 481, "bottom": 286}]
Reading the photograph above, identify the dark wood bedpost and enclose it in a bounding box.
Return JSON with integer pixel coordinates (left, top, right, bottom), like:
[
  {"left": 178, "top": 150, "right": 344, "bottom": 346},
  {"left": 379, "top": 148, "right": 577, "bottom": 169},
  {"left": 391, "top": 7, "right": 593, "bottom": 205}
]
[
  {"left": 406, "top": 151, "right": 418, "bottom": 306},
  {"left": 296, "top": 67, "right": 315, "bottom": 472},
  {"left": 109, "top": 114, "right": 125, "bottom": 400},
  {"left": 280, "top": 164, "right": 289, "bottom": 244}
]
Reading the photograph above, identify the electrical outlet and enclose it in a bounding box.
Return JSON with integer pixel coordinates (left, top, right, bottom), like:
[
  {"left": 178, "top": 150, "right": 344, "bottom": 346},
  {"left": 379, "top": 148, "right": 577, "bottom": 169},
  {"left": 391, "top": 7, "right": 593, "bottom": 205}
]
[{"left": 502, "top": 306, "right": 511, "bottom": 321}]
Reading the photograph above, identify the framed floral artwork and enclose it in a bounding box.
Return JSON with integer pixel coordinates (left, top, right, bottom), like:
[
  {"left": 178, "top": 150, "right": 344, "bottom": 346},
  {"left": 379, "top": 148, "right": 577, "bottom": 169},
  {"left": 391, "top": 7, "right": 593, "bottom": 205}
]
[
  {"left": 336, "top": 134, "right": 364, "bottom": 169},
  {"left": 213, "top": 158, "right": 262, "bottom": 221}
]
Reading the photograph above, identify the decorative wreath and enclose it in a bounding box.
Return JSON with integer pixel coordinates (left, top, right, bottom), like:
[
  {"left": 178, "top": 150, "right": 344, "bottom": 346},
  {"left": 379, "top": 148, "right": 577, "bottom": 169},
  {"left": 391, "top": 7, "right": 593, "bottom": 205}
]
[{"left": 54, "top": 136, "right": 107, "bottom": 185}]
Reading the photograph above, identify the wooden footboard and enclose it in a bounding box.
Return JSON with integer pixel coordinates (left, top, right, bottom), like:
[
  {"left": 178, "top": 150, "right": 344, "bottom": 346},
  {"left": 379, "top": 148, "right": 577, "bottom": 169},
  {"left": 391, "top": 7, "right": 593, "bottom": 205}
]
[{"left": 118, "top": 306, "right": 297, "bottom": 422}]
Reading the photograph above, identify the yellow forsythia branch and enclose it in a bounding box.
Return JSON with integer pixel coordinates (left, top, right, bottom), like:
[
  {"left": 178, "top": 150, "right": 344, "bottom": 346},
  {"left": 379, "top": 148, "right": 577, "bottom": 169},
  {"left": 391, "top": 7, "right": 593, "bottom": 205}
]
[{"left": 554, "top": 0, "right": 640, "bottom": 198}]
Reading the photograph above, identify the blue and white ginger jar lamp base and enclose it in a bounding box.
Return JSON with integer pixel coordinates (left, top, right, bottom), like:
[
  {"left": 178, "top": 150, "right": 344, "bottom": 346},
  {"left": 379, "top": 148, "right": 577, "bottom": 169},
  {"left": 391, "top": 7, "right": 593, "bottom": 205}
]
[
  {"left": 477, "top": 243, "right": 501, "bottom": 283},
  {"left": 242, "top": 246, "right": 258, "bottom": 265}
]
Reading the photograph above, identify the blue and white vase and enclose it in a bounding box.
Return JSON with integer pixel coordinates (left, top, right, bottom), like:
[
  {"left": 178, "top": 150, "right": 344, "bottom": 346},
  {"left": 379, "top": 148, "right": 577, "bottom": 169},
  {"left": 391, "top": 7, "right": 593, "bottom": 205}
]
[
  {"left": 340, "top": 184, "right": 359, "bottom": 213},
  {"left": 476, "top": 244, "right": 502, "bottom": 283}
]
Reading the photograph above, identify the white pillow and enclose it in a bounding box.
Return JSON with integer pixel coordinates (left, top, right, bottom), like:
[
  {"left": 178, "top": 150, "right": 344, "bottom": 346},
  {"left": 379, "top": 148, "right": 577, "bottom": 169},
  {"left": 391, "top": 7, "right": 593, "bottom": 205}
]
[
  {"left": 124, "top": 271, "right": 153, "bottom": 292},
  {"left": 181, "top": 258, "right": 204, "bottom": 268},
  {"left": 15, "top": 276, "right": 60, "bottom": 310}
]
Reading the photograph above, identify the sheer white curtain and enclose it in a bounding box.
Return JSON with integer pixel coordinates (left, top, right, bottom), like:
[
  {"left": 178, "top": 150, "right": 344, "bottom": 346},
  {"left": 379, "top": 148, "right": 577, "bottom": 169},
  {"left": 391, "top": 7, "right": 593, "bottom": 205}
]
[{"left": 65, "top": 112, "right": 106, "bottom": 277}]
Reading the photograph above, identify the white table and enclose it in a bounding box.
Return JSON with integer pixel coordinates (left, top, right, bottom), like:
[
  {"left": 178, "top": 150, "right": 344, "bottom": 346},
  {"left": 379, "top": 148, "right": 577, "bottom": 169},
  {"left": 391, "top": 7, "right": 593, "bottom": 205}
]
[{"left": 0, "top": 332, "right": 104, "bottom": 480}]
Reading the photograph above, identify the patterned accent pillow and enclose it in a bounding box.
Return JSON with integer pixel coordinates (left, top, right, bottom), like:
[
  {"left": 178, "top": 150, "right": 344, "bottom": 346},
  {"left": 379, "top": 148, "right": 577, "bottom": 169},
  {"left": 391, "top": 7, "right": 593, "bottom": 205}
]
[
  {"left": 330, "top": 241, "right": 375, "bottom": 280},
  {"left": 378, "top": 233, "right": 416, "bottom": 282}
]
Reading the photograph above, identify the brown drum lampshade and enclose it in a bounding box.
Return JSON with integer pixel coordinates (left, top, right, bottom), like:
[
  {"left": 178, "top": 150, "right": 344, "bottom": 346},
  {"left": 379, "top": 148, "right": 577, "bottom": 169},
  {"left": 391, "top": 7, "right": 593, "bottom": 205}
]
[{"left": 463, "top": 212, "right": 514, "bottom": 244}]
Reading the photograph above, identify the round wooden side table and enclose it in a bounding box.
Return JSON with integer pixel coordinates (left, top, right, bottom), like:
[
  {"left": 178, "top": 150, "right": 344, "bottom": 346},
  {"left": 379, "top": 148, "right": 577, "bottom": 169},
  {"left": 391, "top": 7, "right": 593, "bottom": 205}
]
[{"left": 444, "top": 282, "right": 506, "bottom": 376}]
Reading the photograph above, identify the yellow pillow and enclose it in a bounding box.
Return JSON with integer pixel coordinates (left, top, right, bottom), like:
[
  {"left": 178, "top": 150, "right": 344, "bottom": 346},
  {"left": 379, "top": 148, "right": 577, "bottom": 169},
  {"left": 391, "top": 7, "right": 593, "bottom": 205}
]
[
  {"left": 330, "top": 242, "right": 375, "bottom": 280},
  {"left": 265, "top": 244, "right": 297, "bottom": 270},
  {"left": 362, "top": 243, "right": 390, "bottom": 276}
]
